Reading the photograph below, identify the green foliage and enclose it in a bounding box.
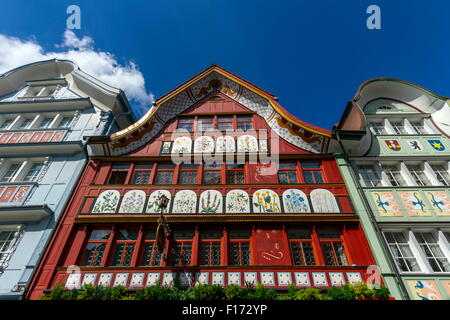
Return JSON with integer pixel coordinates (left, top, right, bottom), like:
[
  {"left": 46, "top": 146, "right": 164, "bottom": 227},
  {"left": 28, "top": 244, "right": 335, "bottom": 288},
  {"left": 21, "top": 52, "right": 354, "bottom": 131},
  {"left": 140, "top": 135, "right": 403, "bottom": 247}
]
[
  {"left": 327, "top": 284, "right": 357, "bottom": 300},
  {"left": 224, "top": 284, "right": 247, "bottom": 300},
  {"left": 293, "top": 288, "right": 324, "bottom": 300},
  {"left": 248, "top": 284, "right": 277, "bottom": 300}
]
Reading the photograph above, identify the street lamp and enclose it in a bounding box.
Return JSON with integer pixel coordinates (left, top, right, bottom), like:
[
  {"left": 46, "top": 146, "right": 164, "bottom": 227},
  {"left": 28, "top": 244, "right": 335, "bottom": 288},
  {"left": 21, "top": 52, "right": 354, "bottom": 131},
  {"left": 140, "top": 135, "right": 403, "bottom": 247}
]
[{"left": 155, "top": 194, "right": 170, "bottom": 256}]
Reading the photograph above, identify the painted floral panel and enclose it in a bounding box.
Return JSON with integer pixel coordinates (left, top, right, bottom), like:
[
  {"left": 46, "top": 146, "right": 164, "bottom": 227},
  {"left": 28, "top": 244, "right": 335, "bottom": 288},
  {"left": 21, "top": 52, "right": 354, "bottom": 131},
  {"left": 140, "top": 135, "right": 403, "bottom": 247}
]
[
  {"left": 216, "top": 136, "right": 235, "bottom": 153},
  {"left": 310, "top": 189, "right": 339, "bottom": 213},
  {"left": 407, "top": 280, "right": 443, "bottom": 300},
  {"left": 425, "top": 191, "right": 450, "bottom": 216},
  {"left": 92, "top": 190, "right": 120, "bottom": 213},
  {"left": 199, "top": 190, "right": 223, "bottom": 213},
  {"left": 259, "top": 140, "right": 268, "bottom": 153},
  {"left": 172, "top": 136, "right": 192, "bottom": 153},
  {"left": 10, "top": 186, "right": 30, "bottom": 202},
  {"left": 194, "top": 136, "right": 215, "bottom": 153},
  {"left": 237, "top": 135, "right": 258, "bottom": 152},
  {"left": 118, "top": 190, "right": 146, "bottom": 213},
  {"left": 161, "top": 141, "right": 172, "bottom": 154},
  {"left": 252, "top": 189, "right": 280, "bottom": 213},
  {"left": 370, "top": 192, "right": 402, "bottom": 217},
  {"left": 282, "top": 189, "right": 310, "bottom": 213},
  {"left": 440, "top": 280, "right": 450, "bottom": 297},
  {"left": 172, "top": 190, "right": 197, "bottom": 213},
  {"left": 226, "top": 189, "right": 250, "bottom": 213},
  {"left": 146, "top": 190, "right": 172, "bottom": 214},
  {"left": 398, "top": 191, "right": 430, "bottom": 216}
]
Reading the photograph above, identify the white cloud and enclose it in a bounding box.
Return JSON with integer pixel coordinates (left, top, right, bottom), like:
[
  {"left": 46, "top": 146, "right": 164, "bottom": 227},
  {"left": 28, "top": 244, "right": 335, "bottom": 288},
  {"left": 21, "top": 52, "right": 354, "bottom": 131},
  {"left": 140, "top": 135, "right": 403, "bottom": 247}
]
[{"left": 0, "top": 30, "right": 153, "bottom": 117}]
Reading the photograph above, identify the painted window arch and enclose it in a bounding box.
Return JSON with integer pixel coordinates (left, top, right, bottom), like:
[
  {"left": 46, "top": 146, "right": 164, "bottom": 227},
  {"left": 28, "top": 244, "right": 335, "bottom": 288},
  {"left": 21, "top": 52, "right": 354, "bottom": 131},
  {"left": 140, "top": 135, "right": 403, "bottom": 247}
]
[
  {"left": 216, "top": 135, "right": 235, "bottom": 153},
  {"left": 199, "top": 190, "right": 223, "bottom": 213},
  {"left": 226, "top": 189, "right": 250, "bottom": 213},
  {"left": 92, "top": 190, "right": 120, "bottom": 213},
  {"left": 310, "top": 189, "right": 340, "bottom": 213},
  {"left": 282, "top": 189, "right": 311, "bottom": 213},
  {"left": 146, "top": 190, "right": 172, "bottom": 214},
  {"left": 237, "top": 135, "right": 258, "bottom": 152},
  {"left": 118, "top": 190, "right": 146, "bottom": 213},
  {"left": 172, "top": 190, "right": 197, "bottom": 213},
  {"left": 172, "top": 136, "right": 192, "bottom": 153},
  {"left": 194, "top": 136, "right": 215, "bottom": 153},
  {"left": 252, "top": 189, "right": 280, "bottom": 213}
]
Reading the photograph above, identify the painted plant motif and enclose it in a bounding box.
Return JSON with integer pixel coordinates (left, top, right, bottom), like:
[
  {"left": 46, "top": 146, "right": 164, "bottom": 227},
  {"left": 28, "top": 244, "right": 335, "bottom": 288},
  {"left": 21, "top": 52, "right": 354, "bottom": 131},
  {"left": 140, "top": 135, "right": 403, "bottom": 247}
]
[
  {"left": 237, "top": 135, "right": 258, "bottom": 152},
  {"left": 146, "top": 190, "right": 172, "bottom": 214},
  {"left": 199, "top": 190, "right": 223, "bottom": 213},
  {"left": 425, "top": 191, "right": 450, "bottom": 216},
  {"left": 408, "top": 280, "right": 443, "bottom": 300},
  {"left": 118, "top": 190, "right": 146, "bottom": 213},
  {"left": 310, "top": 189, "right": 340, "bottom": 213},
  {"left": 226, "top": 189, "right": 250, "bottom": 213},
  {"left": 282, "top": 189, "right": 310, "bottom": 213},
  {"left": 92, "top": 190, "right": 120, "bottom": 213},
  {"left": 370, "top": 192, "right": 402, "bottom": 217},
  {"left": 252, "top": 189, "right": 280, "bottom": 213},
  {"left": 172, "top": 136, "right": 192, "bottom": 153},
  {"left": 216, "top": 136, "right": 235, "bottom": 153},
  {"left": 194, "top": 136, "right": 215, "bottom": 153},
  {"left": 398, "top": 191, "right": 430, "bottom": 216},
  {"left": 172, "top": 190, "right": 197, "bottom": 214}
]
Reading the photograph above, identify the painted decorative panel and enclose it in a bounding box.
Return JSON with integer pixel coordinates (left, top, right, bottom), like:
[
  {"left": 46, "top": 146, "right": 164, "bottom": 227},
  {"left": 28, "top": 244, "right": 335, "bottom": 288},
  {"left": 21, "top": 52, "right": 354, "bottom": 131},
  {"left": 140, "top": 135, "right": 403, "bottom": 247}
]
[
  {"left": 160, "top": 141, "right": 172, "bottom": 154},
  {"left": 212, "top": 272, "right": 225, "bottom": 286},
  {"left": 244, "top": 272, "right": 257, "bottom": 286},
  {"left": 199, "top": 190, "right": 223, "bottom": 213},
  {"left": 310, "top": 189, "right": 339, "bottom": 213},
  {"left": 282, "top": 189, "right": 310, "bottom": 213},
  {"left": 146, "top": 273, "right": 161, "bottom": 287},
  {"left": 97, "top": 273, "right": 113, "bottom": 287},
  {"left": 195, "top": 272, "right": 209, "bottom": 285},
  {"left": 228, "top": 272, "right": 241, "bottom": 286},
  {"left": 118, "top": 190, "right": 146, "bottom": 213},
  {"left": 329, "top": 272, "right": 345, "bottom": 286},
  {"left": 312, "top": 272, "right": 328, "bottom": 286},
  {"left": 91, "top": 190, "right": 120, "bottom": 213},
  {"left": 294, "top": 272, "right": 310, "bottom": 287},
  {"left": 0, "top": 130, "right": 66, "bottom": 144},
  {"left": 277, "top": 272, "right": 292, "bottom": 286},
  {"left": 440, "top": 280, "right": 450, "bottom": 297},
  {"left": 172, "top": 136, "right": 192, "bottom": 153},
  {"left": 179, "top": 272, "right": 193, "bottom": 286},
  {"left": 425, "top": 191, "right": 450, "bottom": 216},
  {"left": 237, "top": 135, "right": 258, "bottom": 152},
  {"left": 82, "top": 274, "right": 97, "bottom": 287},
  {"left": 260, "top": 272, "right": 275, "bottom": 286},
  {"left": 252, "top": 189, "right": 280, "bottom": 213},
  {"left": 65, "top": 273, "right": 81, "bottom": 289},
  {"left": 346, "top": 272, "right": 362, "bottom": 285},
  {"left": 172, "top": 190, "right": 197, "bottom": 213},
  {"left": 113, "top": 273, "right": 129, "bottom": 287},
  {"left": 226, "top": 189, "right": 250, "bottom": 213},
  {"left": 407, "top": 280, "right": 443, "bottom": 300},
  {"left": 216, "top": 135, "right": 235, "bottom": 152},
  {"left": 370, "top": 192, "right": 402, "bottom": 217},
  {"left": 162, "top": 272, "right": 176, "bottom": 287},
  {"left": 146, "top": 190, "right": 172, "bottom": 214},
  {"left": 398, "top": 191, "right": 430, "bottom": 216},
  {"left": 194, "top": 136, "right": 215, "bottom": 153},
  {"left": 259, "top": 140, "right": 268, "bottom": 153},
  {"left": 130, "top": 273, "right": 145, "bottom": 287}
]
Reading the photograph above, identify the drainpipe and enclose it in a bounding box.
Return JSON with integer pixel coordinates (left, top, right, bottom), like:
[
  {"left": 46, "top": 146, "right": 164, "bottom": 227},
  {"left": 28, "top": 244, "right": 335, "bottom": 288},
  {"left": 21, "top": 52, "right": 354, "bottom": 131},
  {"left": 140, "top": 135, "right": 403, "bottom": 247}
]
[{"left": 335, "top": 132, "right": 410, "bottom": 300}]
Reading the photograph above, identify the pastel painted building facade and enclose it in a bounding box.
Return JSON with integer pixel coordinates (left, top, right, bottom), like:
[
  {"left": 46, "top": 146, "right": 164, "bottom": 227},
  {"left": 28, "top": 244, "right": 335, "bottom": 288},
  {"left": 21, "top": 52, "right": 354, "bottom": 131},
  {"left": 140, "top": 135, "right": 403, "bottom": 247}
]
[
  {"left": 27, "top": 65, "right": 377, "bottom": 299},
  {"left": 333, "top": 78, "right": 450, "bottom": 300},
  {"left": 0, "top": 59, "right": 135, "bottom": 299}
]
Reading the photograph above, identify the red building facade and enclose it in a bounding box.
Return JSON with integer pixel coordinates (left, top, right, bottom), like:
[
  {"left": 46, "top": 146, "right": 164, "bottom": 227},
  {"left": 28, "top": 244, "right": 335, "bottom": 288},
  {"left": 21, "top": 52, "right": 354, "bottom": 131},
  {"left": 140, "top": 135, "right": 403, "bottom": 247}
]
[{"left": 26, "top": 66, "right": 376, "bottom": 299}]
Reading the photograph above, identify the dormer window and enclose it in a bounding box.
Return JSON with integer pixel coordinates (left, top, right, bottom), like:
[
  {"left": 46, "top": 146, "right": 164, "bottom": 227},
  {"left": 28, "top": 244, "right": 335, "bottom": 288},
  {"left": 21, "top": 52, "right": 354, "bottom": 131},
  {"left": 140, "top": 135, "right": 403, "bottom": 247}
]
[
  {"left": 39, "top": 117, "right": 53, "bottom": 129},
  {"left": 0, "top": 119, "right": 14, "bottom": 130},
  {"left": 19, "top": 118, "right": 33, "bottom": 130},
  {"left": 58, "top": 116, "right": 73, "bottom": 128},
  {"left": 377, "top": 105, "right": 396, "bottom": 111},
  {"left": 23, "top": 86, "right": 57, "bottom": 98}
]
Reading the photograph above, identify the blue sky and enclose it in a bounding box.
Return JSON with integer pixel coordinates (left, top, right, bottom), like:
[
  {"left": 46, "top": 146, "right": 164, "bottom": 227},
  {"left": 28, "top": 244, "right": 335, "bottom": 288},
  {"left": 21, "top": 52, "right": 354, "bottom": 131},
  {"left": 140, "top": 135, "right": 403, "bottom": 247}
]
[{"left": 1, "top": 0, "right": 449, "bottom": 129}]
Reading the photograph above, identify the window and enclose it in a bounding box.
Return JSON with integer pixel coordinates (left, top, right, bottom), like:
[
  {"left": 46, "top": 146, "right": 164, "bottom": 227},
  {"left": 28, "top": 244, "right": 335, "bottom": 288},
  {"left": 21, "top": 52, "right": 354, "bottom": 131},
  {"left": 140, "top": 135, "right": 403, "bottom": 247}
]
[
  {"left": 23, "top": 162, "right": 44, "bottom": 182},
  {"left": 408, "top": 164, "right": 432, "bottom": 186},
  {"left": 277, "top": 162, "right": 298, "bottom": 184},
  {"left": 199, "top": 229, "right": 222, "bottom": 266},
  {"left": 110, "top": 229, "right": 138, "bottom": 266},
  {"left": 382, "top": 164, "right": 407, "bottom": 187},
  {"left": 431, "top": 164, "right": 450, "bottom": 186},
  {"left": 0, "top": 119, "right": 14, "bottom": 130},
  {"left": 385, "top": 232, "right": 420, "bottom": 272},
  {"left": 390, "top": 121, "right": 407, "bottom": 135},
  {"left": 0, "top": 229, "right": 21, "bottom": 269},
  {"left": 357, "top": 164, "right": 382, "bottom": 187},
  {"left": 179, "top": 164, "right": 198, "bottom": 184},
  {"left": 39, "top": 117, "right": 53, "bottom": 129},
  {"left": 226, "top": 164, "right": 244, "bottom": 184},
  {"left": 410, "top": 121, "right": 426, "bottom": 135},
  {"left": 177, "top": 118, "right": 194, "bottom": 132},
  {"left": 170, "top": 229, "right": 194, "bottom": 266},
  {"left": 377, "top": 105, "right": 395, "bottom": 111},
  {"left": 228, "top": 229, "right": 251, "bottom": 266},
  {"left": 107, "top": 163, "right": 130, "bottom": 184},
  {"left": 203, "top": 163, "right": 221, "bottom": 184},
  {"left": 236, "top": 116, "right": 253, "bottom": 130},
  {"left": 302, "top": 162, "right": 323, "bottom": 184},
  {"left": 414, "top": 232, "right": 450, "bottom": 272},
  {"left": 318, "top": 228, "right": 348, "bottom": 266},
  {"left": 132, "top": 163, "right": 153, "bottom": 184},
  {"left": 197, "top": 117, "right": 214, "bottom": 131},
  {"left": 369, "top": 121, "right": 386, "bottom": 135},
  {"left": 287, "top": 228, "right": 315, "bottom": 266},
  {"left": 141, "top": 230, "right": 161, "bottom": 266},
  {"left": 59, "top": 116, "right": 73, "bottom": 128},
  {"left": 19, "top": 118, "right": 33, "bottom": 129},
  {"left": 0, "top": 163, "right": 21, "bottom": 182},
  {"left": 155, "top": 164, "right": 175, "bottom": 184},
  {"left": 81, "top": 230, "right": 112, "bottom": 266},
  {"left": 218, "top": 116, "right": 233, "bottom": 131}
]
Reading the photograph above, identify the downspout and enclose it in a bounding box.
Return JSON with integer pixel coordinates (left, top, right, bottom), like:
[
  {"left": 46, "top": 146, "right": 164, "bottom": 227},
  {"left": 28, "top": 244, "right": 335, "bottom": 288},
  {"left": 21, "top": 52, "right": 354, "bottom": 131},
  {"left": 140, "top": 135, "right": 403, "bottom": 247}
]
[{"left": 335, "top": 132, "right": 410, "bottom": 300}]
